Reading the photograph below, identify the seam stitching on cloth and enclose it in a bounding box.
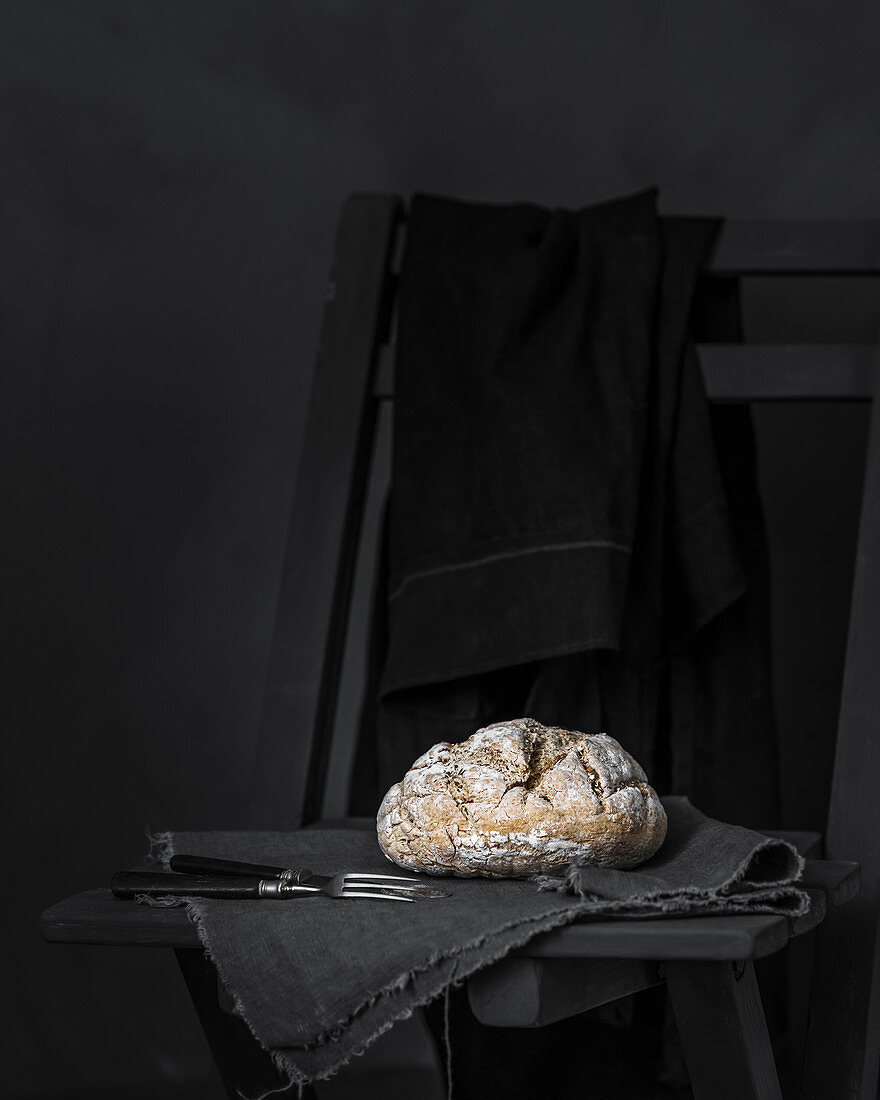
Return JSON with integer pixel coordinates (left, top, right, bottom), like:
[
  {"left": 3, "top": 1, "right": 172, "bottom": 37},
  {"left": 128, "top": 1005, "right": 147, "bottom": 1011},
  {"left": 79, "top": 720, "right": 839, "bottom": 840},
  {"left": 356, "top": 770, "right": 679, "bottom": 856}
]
[{"left": 389, "top": 539, "right": 631, "bottom": 601}]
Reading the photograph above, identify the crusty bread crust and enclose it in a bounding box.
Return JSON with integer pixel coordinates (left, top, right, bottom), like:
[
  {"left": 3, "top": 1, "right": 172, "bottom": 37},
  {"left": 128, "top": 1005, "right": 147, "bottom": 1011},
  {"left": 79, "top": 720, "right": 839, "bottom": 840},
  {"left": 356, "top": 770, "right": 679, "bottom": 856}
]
[{"left": 376, "top": 718, "right": 667, "bottom": 877}]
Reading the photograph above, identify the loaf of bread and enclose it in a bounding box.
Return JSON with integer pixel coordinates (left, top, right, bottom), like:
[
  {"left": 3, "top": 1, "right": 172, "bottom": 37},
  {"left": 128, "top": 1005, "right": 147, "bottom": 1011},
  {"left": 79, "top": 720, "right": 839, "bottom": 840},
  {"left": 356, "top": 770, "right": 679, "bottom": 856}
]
[{"left": 376, "top": 717, "right": 666, "bottom": 877}]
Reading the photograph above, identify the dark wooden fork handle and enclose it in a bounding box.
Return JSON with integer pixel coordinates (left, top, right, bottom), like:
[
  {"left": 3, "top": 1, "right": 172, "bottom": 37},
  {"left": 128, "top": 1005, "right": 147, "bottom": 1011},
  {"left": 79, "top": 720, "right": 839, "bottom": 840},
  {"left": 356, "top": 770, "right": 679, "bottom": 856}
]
[{"left": 112, "top": 871, "right": 267, "bottom": 899}]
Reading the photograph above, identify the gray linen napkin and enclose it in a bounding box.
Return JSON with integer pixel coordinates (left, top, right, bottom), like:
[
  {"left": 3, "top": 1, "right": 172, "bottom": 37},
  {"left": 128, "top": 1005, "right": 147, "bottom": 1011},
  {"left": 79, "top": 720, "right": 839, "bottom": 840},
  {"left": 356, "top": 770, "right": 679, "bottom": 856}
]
[
  {"left": 157, "top": 798, "right": 808, "bottom": 1089},
  {"left": 535, "top": 797, "right": 808, "bottom": 915}
]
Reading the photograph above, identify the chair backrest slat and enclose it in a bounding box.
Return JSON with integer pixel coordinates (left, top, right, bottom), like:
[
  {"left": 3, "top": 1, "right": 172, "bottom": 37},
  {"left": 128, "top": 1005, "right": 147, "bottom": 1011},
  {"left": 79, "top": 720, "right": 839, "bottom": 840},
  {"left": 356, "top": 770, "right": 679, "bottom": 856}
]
[
  {"left": 700, "top": 344, "right": 875, "bottom": 401},
  {"left": 709, "top": 219, "right": 880, "bottom": 275},
  {"left": 248, "top": 193, "right": 402, "bottom": 828},
  {"left": 802, "top": 351, "right": 880, "bottom": 1097},
  {"left": 376, "top": 344, "right": 877, "bottom": 403}
]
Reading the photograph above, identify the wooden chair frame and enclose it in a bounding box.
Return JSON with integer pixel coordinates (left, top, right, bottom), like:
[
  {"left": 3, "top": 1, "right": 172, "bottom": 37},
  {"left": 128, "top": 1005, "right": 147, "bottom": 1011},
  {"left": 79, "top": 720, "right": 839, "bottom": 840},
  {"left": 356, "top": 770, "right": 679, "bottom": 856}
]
[{"left": 42, "top": 195, "right": 880, "bottom": 1100}]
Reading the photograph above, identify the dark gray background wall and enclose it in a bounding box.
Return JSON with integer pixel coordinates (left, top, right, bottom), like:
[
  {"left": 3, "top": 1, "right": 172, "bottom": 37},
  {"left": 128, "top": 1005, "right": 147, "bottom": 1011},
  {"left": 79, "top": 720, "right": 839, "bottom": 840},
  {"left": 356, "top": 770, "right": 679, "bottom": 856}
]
[{"left": 3, "top": 2, "right": 878, "bottom": 1095}]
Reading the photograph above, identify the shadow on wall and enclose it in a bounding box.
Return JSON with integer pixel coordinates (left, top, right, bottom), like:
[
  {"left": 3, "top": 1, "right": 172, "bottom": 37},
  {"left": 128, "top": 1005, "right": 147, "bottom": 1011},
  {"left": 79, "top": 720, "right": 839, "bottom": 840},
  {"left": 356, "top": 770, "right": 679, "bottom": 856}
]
[{"left": 3, "top": 0, "right": 879, "bottom": 1095}]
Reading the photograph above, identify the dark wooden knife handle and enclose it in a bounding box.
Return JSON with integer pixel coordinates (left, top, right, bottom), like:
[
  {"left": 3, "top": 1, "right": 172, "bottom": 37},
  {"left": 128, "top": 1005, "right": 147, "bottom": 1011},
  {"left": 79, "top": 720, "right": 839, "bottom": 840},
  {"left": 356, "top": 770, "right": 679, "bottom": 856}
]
[
  {"left": 169, "top": 854, "right": 287, "bottom": 878},
  {"left": 111, "top": 871, "right": 264, "bottom": 899}
]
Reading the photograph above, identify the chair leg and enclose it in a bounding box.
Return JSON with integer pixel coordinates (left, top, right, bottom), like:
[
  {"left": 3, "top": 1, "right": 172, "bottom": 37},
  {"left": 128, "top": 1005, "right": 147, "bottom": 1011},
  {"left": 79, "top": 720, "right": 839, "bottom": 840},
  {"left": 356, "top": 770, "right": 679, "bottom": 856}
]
[
  {"left": 175, "top": 948, "right": 313, "bottom": 1100},
  {"left": 798, "top": 900, "right": 880, "bottom": 1100},
  {"left": 665, "top": 959, "right": 782, "bottom": 1100}
]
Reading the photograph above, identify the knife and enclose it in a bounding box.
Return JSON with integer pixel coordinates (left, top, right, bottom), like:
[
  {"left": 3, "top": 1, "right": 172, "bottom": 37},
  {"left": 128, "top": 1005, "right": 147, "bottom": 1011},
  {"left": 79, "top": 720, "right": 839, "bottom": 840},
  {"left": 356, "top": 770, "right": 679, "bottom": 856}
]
[
  {"left": 111, "top": 871, "right": 315, "bottom": 899},
  {"left": 170, "top": 854, "right": 313, "bottom": 880}
]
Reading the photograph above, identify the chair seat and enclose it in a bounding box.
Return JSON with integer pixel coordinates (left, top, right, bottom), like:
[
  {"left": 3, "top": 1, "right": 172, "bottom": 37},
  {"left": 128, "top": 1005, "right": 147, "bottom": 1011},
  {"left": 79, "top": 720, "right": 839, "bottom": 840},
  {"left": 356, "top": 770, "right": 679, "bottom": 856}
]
[
  {"left": 36, "top": 884, "right": 822, "bottom": 955},
  {"left": 40, "top": 857, "right": 857, "bottom": 1040},
  {"left": 41, "top": 856, "right": 857, "bottom": 958},
  {"left": 37, "top": 787, "right": 858, "bottom": 1096}
]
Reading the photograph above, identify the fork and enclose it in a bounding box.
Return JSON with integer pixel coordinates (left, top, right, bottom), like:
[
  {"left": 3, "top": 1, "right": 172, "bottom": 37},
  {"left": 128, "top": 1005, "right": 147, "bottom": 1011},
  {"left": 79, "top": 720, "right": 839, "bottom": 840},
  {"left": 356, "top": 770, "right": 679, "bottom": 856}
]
[
  {"left": 290, "top": 868, "right": 449, "bottom": 899},
  {"left": 111, "top": 870, "right": 439, "bottom": 902},
  {"left": 169, "top": 854, "right": 449, "bottom": 898}
]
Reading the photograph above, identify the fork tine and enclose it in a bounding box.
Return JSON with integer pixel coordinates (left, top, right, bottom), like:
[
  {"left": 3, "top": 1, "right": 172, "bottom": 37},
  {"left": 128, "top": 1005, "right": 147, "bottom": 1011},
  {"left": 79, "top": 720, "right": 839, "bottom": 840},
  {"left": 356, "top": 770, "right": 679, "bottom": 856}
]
[
  {"left": 340, "top": 888, "right": 415, "bottom": 902},
  {"left": 350, "top": 882, "right": 451, "bottom": 898},
  {"left": 344, "top": 872, "right": 431, "bottom": 883}
]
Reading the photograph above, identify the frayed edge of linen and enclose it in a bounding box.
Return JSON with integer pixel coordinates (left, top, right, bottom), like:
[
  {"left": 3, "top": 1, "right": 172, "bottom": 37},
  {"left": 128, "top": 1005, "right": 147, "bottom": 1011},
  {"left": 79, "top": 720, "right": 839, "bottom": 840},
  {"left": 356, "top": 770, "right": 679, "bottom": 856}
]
[
  {"left": 235, "top": 1075, "right": 302, "bottom": 1100},
  {"left": 143, "top": 829, "right": 174, "bottom": 868}
]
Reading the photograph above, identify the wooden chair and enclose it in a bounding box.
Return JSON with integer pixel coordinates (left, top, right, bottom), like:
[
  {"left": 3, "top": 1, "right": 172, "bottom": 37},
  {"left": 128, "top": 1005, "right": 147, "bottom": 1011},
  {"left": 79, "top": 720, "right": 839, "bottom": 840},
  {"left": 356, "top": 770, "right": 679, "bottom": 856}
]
[{"left": 41, "top": 195, "right": 880, "bottom": 1100}]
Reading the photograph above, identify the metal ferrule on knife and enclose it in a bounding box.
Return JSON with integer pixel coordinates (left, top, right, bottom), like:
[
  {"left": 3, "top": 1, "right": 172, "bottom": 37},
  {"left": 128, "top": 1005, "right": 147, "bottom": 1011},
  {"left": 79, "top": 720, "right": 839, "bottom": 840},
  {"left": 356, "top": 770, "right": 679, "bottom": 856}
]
[{"left": 256, "top": 878, "right": 303, "bottom": 897}]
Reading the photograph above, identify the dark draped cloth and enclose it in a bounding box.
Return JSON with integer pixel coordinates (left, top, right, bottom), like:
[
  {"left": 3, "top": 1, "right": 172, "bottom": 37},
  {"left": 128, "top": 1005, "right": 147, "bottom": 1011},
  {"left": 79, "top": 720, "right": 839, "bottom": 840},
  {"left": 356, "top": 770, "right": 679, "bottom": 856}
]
[
  {"left": 355, "top": 189, "right": 778, "bottom": 831},
  {"left": 352, "top": 188, "right": 780, "bottom": 1097}
]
